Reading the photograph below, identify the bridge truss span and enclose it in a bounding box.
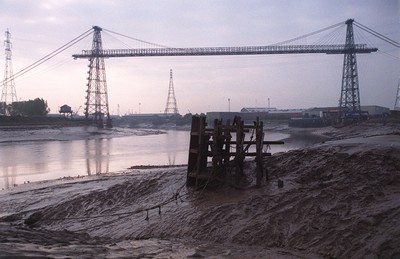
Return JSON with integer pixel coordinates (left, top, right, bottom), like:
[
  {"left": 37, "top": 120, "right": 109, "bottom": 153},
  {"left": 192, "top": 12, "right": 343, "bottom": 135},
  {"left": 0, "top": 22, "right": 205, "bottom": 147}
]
[
  {"left": 73, "top": 44, "right": 377, "bottom": 59},
  {"left": 72, "top": 19, "right": 395, "bottom": 125}
]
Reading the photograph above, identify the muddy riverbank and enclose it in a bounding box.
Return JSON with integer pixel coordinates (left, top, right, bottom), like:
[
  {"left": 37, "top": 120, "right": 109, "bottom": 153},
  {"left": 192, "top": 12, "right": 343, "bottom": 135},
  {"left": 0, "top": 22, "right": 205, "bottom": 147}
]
[{"left": 0, "top": 122, "right": 399, "bottom": 258}]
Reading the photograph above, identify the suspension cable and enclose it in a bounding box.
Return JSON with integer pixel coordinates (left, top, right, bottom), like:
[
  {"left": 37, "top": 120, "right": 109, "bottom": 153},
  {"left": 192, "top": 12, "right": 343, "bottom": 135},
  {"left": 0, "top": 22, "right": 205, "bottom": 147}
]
[
  {"left": 0, "top": 28, "right": 93, "bottom": 86},
  {"left": 102, "top": 28, "right": 170, "bottom": 48},
  {"left": 313, "top": 24, "right": 346, "bottom": 45},
  {"left": 271, "top": 21, "right": 345, "bottom": 46},
  {"left": 377, "top": 50, "right": 400, "bottom": 61},
  {"left": 101, "top": 31, "right": 135, "bottom": 49},
  {"left": 354, "top": 21, "right": 400, "bottom": 48}
]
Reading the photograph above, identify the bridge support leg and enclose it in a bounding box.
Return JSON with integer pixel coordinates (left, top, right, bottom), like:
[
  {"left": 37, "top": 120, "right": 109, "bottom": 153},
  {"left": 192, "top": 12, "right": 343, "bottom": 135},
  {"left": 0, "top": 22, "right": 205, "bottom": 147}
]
[
  {"left": 339, "top": 19, "right": 362, "bottom": 121},
  {"left": 84, "top": 26, "right": 112, "bottom": 128}
]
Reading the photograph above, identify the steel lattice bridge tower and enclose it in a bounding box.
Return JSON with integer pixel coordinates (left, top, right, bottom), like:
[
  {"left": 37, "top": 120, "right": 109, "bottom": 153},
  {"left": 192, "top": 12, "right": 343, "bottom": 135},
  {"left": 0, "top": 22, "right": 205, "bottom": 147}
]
[
  {"left": 1, "top": 29, "right": 17, "bottom": 115},
  {"left": 74, "top": 19, "right": 380, "bottom": 124},
  {"left": 339, "top": 19, "right": 362, "bottom": 120},
  {"left": 395, "top": 78, "right": 400, "bottom": 111},
  {"left": 84, "top": 26, "right": 111, "bottom": 127}
]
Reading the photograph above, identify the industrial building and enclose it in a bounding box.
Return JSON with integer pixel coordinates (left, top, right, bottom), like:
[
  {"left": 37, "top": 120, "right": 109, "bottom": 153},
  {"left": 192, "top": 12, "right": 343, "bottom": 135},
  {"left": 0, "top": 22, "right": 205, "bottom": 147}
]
[
  {"left": 303, "top": 105, "right": 390, "bottom": 118},
  {"left": 207, "top": 104, "right": 390, "bottom": 127}
]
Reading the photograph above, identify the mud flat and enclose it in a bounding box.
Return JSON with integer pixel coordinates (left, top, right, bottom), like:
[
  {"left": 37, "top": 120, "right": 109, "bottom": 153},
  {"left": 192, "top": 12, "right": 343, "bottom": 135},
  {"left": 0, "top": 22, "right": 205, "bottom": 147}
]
[{"left": 0, "top": 122, "right": 399, "bottom": 258}]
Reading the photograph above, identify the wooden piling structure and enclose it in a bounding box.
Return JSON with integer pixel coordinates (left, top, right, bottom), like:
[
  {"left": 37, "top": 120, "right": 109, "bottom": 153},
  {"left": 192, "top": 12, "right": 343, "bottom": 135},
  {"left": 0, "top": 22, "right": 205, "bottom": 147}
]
[{"left": 187, "top": 115, "right": 284, "bottom": 188}]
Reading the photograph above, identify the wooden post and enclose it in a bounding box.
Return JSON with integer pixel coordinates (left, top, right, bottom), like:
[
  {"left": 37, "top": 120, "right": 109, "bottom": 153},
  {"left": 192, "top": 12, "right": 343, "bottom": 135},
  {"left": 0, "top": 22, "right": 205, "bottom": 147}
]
[
  {"left": 187, "top": 115, "right": 283, "bottom": 188},
  {"left": 223, "top": 119, "right": 231, "bottom": 165},
  {"left": 255, "top": 117, "right": 264, "bottom": 187},
  {"left": 235, "top": 118, "right": 244, "bottom": 185},
  {"left": 212, "top": 119, "right": 220, "bottom": 172},
  {"left": 187, "top": 115, "right": 208, "bottom": 187},
  {"left": 187, "top": 116, "right": 199, "bottom": 186}
]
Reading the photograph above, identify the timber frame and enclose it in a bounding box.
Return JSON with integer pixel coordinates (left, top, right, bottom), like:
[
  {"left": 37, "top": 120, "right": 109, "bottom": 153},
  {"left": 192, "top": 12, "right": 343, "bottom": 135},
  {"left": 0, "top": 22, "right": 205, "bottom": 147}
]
[{"left": 187, "top": 115, "right": 284, "bottom": 188}]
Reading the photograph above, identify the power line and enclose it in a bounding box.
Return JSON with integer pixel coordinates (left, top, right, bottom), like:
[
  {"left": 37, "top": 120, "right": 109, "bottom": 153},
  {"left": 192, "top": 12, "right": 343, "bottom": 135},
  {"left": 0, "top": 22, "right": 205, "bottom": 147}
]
[{"left": 0, "top": 28, "right": 93, "bottom": 87}]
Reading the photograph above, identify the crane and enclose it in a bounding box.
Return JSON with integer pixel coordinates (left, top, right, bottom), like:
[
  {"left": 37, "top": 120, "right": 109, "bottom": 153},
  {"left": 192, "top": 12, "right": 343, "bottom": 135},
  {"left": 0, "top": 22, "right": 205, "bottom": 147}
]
[{"left": 72, "top": 105, "right": 82, "bottom": 118}]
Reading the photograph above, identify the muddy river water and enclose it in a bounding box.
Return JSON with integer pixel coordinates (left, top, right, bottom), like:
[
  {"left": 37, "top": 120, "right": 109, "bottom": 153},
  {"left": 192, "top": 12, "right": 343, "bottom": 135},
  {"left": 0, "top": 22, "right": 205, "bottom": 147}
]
[{"left": 0, "top": 126, "right": 320, "bottom": 190}]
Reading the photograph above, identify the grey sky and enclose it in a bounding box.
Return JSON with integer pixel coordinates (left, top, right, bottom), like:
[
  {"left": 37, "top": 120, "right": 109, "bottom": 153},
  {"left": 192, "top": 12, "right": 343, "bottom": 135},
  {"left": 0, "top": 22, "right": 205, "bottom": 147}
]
[{"left": 0, "top": 0, "right": 399, "bottom": 115}]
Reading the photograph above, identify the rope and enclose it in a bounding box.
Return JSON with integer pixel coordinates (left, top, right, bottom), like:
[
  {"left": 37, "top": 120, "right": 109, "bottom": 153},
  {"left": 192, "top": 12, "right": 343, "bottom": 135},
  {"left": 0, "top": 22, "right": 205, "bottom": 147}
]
[
  {"left": 28, "top": 160, "right": 257, "bottom": 234},
  {"left": 63, "top": 180, "right": 211, "bottom": 233},
  {"left": 36, "top": 179, "right": 206, "bottom": 227},
  {"left": 41, "top": 188, "right": 184, "bottom": 222}
]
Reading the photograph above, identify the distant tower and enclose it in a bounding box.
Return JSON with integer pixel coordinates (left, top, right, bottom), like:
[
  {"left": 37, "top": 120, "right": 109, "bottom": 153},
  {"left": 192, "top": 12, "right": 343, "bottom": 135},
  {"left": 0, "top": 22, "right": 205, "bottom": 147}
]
[
  {"left": 339, "top": 19, "right": 361, "bottom": 120},
  {"left": 84, "top": 26, "right": 111, "bottom": 127},
  {"left": 395, "top": 78, "right": 400, "bottom": 111},
  {"left": 1, "top": 29, "right": 17, "bottom": 115},
  {"left": 164, "top": 69, "right": 179, "bottom": 114}
]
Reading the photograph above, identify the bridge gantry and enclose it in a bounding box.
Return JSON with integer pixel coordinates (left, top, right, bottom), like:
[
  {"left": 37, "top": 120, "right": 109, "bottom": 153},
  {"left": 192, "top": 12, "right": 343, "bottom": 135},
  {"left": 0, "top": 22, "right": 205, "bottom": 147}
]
[
  {"left": 340, "top": 19, "right": 362, "bottom": 120},
  {"left": 84, "top": 26, "right": 111, "bottom": 127},
  {"left": 73, "top": 19, "right": 379, "bottom": 126}
]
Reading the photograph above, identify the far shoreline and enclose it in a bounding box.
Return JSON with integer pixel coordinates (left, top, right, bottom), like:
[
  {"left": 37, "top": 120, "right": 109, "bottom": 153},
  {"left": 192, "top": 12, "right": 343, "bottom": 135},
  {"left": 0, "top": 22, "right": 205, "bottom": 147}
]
[{"left": 0, "top": 116, "right": 90, "bottom": 129}]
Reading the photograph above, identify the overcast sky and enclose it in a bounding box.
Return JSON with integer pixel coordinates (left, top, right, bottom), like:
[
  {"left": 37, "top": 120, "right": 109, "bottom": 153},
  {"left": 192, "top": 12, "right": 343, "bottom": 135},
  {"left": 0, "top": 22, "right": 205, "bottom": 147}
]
[{"left": 0, "top": 0, "right": 399, "bottom": 115}]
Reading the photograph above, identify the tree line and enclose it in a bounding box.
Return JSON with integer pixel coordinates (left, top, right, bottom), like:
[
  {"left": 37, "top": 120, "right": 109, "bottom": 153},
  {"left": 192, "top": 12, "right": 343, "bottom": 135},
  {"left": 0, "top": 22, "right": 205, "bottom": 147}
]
[{"left": 0, "top": 98, "right": 50, "bottom": 116}]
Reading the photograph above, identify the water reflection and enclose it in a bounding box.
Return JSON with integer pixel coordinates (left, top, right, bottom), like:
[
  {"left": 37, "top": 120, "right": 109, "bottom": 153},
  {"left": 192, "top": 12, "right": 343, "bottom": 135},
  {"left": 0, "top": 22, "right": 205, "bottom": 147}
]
[
  {"left": 0, "top": 137, "right": 113, "bottom": 190},
  {"left": 168, "top": 153, "right": 176, "bottom": 165},
  {"left": 282, "top": 132, "right": 327, "bottom": 149},
  {"left": 2, "top": 167, "right": 16, "bottom": 190},
  {"left": 1, "top": 145, "right": 15, "bottom": 190},
  {"left": 1, "top": 143, "right": 51, "bottom": 190},
  {"left": 85, "top": 138, "right": 111, "bottom": 175},
  {"left": 0, "top": 129, "right": 315, "bottom": 190},
  {"left": 166, "top": 130, "right": 179, "bottom": 165}
]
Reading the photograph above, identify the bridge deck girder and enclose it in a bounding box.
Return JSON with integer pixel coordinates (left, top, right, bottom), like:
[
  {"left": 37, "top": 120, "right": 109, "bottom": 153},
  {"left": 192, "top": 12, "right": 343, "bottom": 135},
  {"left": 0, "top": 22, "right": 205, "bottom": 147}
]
[{"left": 73, "top": 44, "right": 377, "bottom": 59}]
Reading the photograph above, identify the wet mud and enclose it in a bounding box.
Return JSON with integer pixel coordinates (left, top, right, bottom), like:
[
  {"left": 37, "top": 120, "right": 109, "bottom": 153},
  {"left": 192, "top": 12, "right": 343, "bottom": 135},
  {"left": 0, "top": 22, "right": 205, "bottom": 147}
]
[{"left": 1, "top": 123, "right": 399, "bottom": 258}]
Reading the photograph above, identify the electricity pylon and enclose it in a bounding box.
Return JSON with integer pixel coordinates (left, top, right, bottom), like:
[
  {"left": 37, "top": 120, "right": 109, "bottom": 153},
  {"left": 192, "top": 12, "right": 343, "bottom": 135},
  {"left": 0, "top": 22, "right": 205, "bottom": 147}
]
[
  {"left": 164, "top": 69, "right": 179, "bottom": 115},
  {"left": 1, "top": 29, "right": 17, "bottom": 115}
]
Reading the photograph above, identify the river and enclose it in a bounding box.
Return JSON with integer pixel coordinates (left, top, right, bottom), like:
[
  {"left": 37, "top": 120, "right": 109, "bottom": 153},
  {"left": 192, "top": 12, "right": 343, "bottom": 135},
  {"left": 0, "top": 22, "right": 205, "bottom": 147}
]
[{"left": 0, "top": 126, "right": 318, "bottom": 190}]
